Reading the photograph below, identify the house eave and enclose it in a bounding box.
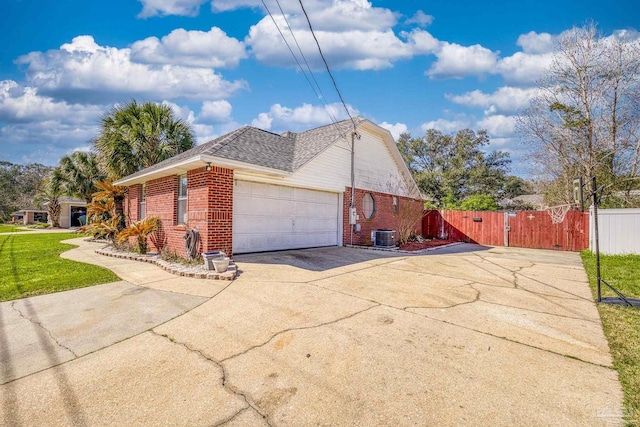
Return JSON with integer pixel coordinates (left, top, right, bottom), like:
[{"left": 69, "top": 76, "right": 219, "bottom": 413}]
[{"left": 114, "top": 155, "right": 290, "bottom": 186}]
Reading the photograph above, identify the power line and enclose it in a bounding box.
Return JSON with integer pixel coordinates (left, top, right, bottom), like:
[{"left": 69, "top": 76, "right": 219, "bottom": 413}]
[
  {"left": 260, "top": 0, "right": 348, "bottom": 142},
  {"left": 260, "top": 0, "right": 319, "bottom": 101},
  {"left": 296, "top": 0, "right": 358, "bottom": 133},
  {"left": 273, "top": 0, "right": 328, "bottom": 107}
]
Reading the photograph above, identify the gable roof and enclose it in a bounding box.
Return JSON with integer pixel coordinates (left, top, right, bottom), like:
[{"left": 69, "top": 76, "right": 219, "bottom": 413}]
[
  {"left": 113, "top": 117, "right": 421, "bottom": 199},
  {"left": 115, "top": 117, "right": 364, "bottom": 185}
]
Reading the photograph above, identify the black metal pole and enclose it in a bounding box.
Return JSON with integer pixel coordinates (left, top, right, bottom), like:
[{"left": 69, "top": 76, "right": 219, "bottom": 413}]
[{"left": 592, "top": 176, "right": 602, "bottom": 303}]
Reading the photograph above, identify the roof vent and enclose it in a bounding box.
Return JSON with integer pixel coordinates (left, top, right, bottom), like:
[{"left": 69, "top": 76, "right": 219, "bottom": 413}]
[{"left": 281, "top": 131, "right": 296, "bottom": 138}]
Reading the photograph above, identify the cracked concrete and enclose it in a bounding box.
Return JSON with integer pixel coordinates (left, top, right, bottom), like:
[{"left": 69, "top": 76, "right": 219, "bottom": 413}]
[
  {"left": 1, "top": 280, "right": 206, "bottom": 384},
  {"left": 0, "top": 240, "right": 625, "bottom": 426}
]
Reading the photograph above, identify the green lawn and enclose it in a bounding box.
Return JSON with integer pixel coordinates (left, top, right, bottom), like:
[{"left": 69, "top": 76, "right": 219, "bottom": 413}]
[
  {"left": 0, "top": 233, "right": 119, "bottom": 301},
  {"left": 0, "top": 224, "right": 28, "bottom": 233},
  {"left": 581, "top": 252, "right": 640, "bottom": 425}
]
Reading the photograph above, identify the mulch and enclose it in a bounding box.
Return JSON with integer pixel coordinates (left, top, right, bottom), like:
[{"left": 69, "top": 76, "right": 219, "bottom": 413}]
[{"left": 398, "top": 239, "right": 456, "bottom": 252}]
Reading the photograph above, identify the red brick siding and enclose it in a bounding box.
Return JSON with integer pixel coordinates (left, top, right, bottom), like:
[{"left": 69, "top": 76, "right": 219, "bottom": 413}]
[
  {"left": 343, "top": 187, "right": 423, "bottom": 246},
  {"left": 123, "top": 166, "right": 234, "bottom": 258},
  {"left": 126, "top": 184, "right": 142, "bottom": 225},
  {"left": 188, "top": 166, "right": 234, "bottom": 257}
]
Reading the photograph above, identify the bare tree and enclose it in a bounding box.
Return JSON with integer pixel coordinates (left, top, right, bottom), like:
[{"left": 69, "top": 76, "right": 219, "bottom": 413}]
[
  {"left": 396, "top": 197, "right": 424, "bottom": 246},
  {"left": 517, "top": 23, "right": 640, "bottom": 206}
]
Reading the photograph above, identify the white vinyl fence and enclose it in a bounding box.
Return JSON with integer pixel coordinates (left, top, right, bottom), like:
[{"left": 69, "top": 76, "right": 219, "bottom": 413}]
[{"left": 590, "top": 208, "right": 640, "bottom": 255}]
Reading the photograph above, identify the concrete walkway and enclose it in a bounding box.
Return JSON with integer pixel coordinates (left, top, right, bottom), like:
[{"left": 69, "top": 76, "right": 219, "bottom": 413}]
[
  {"left": 0, "top": 240, "right": 625, "bottom": 426},
  {"left": 0, "top": 227, "right": 75, "bottom": 235}
]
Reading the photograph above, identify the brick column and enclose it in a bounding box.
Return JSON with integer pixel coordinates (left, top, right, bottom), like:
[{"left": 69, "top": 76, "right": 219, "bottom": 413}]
[{"left": 188, "top": 166, "right": 234, "bottom": 257}]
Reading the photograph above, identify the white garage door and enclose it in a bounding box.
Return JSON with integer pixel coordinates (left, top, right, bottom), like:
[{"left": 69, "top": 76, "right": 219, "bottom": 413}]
[{"left": 233, "top": 181, "right": 340, "bottom": 253}]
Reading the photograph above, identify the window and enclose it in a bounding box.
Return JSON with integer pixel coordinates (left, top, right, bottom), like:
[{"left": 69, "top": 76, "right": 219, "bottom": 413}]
[
  {"left": 177, "top": 175, "right": 187, "bottom": 224},
  {"left": 363, "top": 193, "right": 375, "bottom": 219},
  {"left": 139, "top": 183, "right": 146, "bottom": 220},
  {"left": 393, "top": 196, "right": 399, "bottom": 214}
]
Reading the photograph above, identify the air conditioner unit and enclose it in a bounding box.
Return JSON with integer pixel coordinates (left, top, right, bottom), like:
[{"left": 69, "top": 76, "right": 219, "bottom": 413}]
[{"left": 374, "top": 229, "right": 396, "bottom": 247}]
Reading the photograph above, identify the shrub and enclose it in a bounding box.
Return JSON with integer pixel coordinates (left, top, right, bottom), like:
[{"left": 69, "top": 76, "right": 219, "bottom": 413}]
[{"left": 117, "top": 217, "right": 160, "bottom": 254}]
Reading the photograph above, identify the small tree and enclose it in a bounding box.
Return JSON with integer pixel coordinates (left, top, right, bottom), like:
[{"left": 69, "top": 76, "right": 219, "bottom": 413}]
[
  {"left": 396, "top": 198, "right": 424, "bottom": 246},
  {"left": 34, "top": 177, "right": 62, "bottom": 227},
  {"left": 118, "top": 217, "right": 160, "bottom": 254},
  {"left": 79, "top": 179, "right": 126, "bottom": 241},
  {"left": 92, "top": 179, "right": 127, "bottom": 232}
]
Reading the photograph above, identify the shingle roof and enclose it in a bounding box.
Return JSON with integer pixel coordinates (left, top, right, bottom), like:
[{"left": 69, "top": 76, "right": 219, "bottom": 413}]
[
  {"left": 119, "top": 117, "right": 367, "bottom": 182},
  {"left": 12, "top": 208, "right": 47, "bottom": 214}
]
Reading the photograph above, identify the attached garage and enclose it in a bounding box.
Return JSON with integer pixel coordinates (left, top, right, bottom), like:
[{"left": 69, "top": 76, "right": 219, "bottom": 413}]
[{"left": 233, "top": 180, "right": 340, "bottom": 253}]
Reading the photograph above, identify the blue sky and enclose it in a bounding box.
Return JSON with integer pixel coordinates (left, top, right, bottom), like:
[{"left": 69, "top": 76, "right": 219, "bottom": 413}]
[{"left": 1, "top": 0, "right": 638, "bottom": 176}]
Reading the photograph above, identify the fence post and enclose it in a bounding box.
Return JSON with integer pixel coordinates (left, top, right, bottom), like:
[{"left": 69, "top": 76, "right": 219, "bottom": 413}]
[{"left": 503, "top": 211, "right": 509, "bottom": 247}]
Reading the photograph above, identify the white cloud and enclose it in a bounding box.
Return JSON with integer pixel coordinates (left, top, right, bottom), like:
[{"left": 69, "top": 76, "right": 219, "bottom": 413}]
[
  {"left": 516, "top": 31, "right": 554, "bottom": 54},
  {"left": 17, "top": 36, "right": 248, "bottom": 103},
  {"left": 247, "top": 14, "right": 415, "bottom": 70},
  {"left": 193, "top": 123, "right": 216, "bottom": 143},
  {"left": 379, "top": 121, "right": 407, "bottom": 140},
  {"left": 199, "top": 100, "right": 233, "bottom": 123},
  {"left": 427, "top": 42, "right": 499, "bottom": 79},
  {"left": 0, "top": 80, "right": 103, "bottom": 124},
  {"left": 161, "top": 100, "right": 196, "bottom": 123},
  {"left": 445, "top": 86, "right": 539, "bottom": 114},
  {"left": 496, "top": 51, "right": 554, "bottom": 85},
  {"left": 420, "top": 118, "right": 472, "bottom": 134},
  {"left": 404, "top": 29, "right": 440, "bottom": 55},
  {"left": 137, "top": 0, "right": 207, "bottom": 17},
  {"left": 1, "top": 120, "right": 100, "bottom": 165},
  {"left": 130, "top": 27, "right": 247, "bottom": 68},
  {"left": 405, "top": 10, "right": 433, "bottom": 27},
  {"left": 210, "top": 0, "right": 262, "bottom": 12},
  {"left": 476, "top": 114, "right": 517, "bottom": 138},
  {"left": 161, "top": 100, "right": 235, "bottom": 142},
  {"left": 251, "top": 112, "right": 273, "bottom": 130},
  {"left": 251, "top": 102, "right": 359, "bottom": 131}
]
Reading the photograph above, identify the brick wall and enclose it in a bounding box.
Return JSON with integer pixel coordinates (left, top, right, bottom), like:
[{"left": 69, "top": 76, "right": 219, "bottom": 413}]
[
  {"left": 343, "top": 187, "right": 423, "bottom": 246},
  {"left": 125, "top": 184, "right": 142, "bottom": 224},
  {"left": 124, "top": 166, "right": 234, "bottom": 258},
  {"left": 144, "top": 175, "right": 181, "bottom": 255},
  {"left": 188, "top": 166, "right": 234, "bottom": 257}
]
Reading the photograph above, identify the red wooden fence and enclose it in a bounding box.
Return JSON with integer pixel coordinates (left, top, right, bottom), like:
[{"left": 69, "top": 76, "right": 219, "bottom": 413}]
[{"left": 423, "top": 210, "right": 589, "bottom": 252}]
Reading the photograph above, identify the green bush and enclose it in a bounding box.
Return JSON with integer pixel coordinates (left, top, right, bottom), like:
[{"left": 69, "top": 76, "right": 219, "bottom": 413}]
[{"left": 459, "top": 194, "right": 498, "bottom": 211}]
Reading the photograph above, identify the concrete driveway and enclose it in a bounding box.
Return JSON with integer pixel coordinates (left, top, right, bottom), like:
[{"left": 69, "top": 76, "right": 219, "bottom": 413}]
[{"left": 0, "top": 240, "right": 624, "bottom": 426}]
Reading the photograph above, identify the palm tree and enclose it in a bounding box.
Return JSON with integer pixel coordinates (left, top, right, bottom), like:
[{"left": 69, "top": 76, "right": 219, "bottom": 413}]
[
  {"left": 34, "top": 177, "right": 62, "bottom": 227},
  {"left": 91, "top": 179, "right": 127, "bottom": 232},
  {"left": 118, "top": 216, "right": 160, "bottom": 254},
  {"left": 94, "top": 100, "right": 195, "bottom": 179},
  {"left": 52, "top": 151, "right": 106, "bottom": 203}
]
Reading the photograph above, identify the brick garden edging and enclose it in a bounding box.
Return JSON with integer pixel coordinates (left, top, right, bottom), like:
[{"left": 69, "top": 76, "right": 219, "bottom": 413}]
[{"left": 95, "top": 246, "right": 236, "bottom": 280}]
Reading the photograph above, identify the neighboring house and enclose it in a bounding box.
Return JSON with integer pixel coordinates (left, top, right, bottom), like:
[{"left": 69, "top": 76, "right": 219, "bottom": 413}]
[
  {"left": 43, "top": 197, "right": 88, "bottom": 228},
  {"left": 511, "top": 194, "right": 546, "bottom": 210},
  {"left": 114, "top": 118, "right": 423, "bottom": 256},
  {"left": 10, "top": 208, "right": 48, "bottom": 225}
]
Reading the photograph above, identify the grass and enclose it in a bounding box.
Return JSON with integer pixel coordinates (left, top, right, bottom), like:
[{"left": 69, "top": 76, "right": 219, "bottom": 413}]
[
  {"left": 0, "top": 224, "right": 28, "bottom": 233},
  {"left": 0, "top": 233, "right": 119, "bottom": 301},
  {"left": 581, "top": 251, "right": 640, "bottom": 425}
]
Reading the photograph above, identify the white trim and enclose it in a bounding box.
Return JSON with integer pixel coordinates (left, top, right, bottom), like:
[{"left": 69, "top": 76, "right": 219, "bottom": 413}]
[
  {"left": 337, "top": 192, "right": 344, "bottom": 246},
  {"left": 233, "top": 172, "right": 342, "bottom": 193},
  {"left": 114, "top": 154, "right": 290, "bottom": 186}
]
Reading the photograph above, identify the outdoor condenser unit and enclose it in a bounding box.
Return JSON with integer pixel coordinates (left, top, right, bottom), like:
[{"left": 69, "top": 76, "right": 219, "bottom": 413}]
[{"left": 374, "top": 230, "right": 396, "bottom": 247}]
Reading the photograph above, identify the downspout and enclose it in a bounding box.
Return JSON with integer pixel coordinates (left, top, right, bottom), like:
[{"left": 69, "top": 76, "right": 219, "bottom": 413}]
[{"left": 350, "top": 131, "right": 355, "bottom": 245}]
